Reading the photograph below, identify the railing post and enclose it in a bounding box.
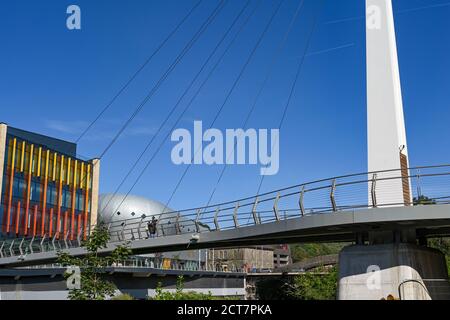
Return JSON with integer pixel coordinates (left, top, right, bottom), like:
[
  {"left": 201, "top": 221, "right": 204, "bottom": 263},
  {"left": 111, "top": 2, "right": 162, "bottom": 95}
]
[
  {"left": 299, "top": 186, "right": 305, "bottom": 216},
  {"left": 138, "top": 216, "right": 145, "bottom": 239},
  {"left": 214, "top": 207, "right": 220, "bottom": 231},
  {"left": 371, "top": 173, "right": 378, "bottom": 208},
  {"left": 195, "top": 209, "right": 201, "bottom": 233},
  {"left": 233, "top": 202, "right": 240, "bottom": 228},
  {"left": 77, "top": 228, "right": 82, "bottom": 247},
  {"left": 120, "top": 222, "right": 126, "bottom": 241},
  {"left": 9, "top": 240, "right": 15, "bottom": 256},
  {"left": 273, "top": 193, "right": 280, "bottom": 221},
  {"left": 416, "top": 169, "right": 422, "bottom": 198},
  {"left": 19, "top": 238, "right": 24, "bottom": 256},
  {"left": 52, "top": 233, "right": 58, "bottom": 251},
  {"left": 40, "top": 235, "right": 46, "bottom": 252},
  {"left": 160, "top": 223, "right": 165, "bottom": 237},
  {"left": 29, "top": 236, "right": 35, "bottom": 254},
  {"left": 64, "top": 231, "right": 69, "bottom": 249},
  {"left": 252, "top": 197, "right": 260, "bottom": 224},
  {"left": 330, "top": 179, "right": 337, "bottom": 212},
  {"left": 175, "top": 212, "right": 181, "bottom": 235}
]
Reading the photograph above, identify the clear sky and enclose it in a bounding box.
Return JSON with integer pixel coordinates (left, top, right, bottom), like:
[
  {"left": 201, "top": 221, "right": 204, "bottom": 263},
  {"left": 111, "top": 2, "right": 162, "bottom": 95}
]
[{"left": 1, "top": 0, "right": 449, "bottom": 211}]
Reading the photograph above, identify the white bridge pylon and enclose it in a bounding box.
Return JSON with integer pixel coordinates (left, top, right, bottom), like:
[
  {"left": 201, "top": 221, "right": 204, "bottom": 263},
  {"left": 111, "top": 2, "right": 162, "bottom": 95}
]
[{"left": 366, "top": 0, "right": 412, "bottom": 207}]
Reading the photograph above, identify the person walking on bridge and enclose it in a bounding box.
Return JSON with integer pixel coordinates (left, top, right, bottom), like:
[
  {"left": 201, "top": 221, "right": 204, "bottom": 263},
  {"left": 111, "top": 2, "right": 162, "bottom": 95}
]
[{"left": 147, "top": 216, "right": 158, "bottom": 238}]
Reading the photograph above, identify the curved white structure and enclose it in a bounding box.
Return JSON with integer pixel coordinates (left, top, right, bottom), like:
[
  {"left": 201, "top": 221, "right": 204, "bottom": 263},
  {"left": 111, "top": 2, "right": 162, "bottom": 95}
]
[
  {"left": 99, "top": 194, "right": 173, "bottom": 223},
  {"left": 98, "top": 194, "right": 205, "bottom": 241},
  {"left": 98, "top": 194, "right": 179, "bottom": 240}
]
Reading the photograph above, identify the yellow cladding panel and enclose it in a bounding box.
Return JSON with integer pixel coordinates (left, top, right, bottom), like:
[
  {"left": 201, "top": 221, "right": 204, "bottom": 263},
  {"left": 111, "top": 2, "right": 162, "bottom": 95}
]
[
  {"left": 80, "top": 162, "right": 85, "bottom": 189},
  {"left": 53, "top": 152, "right": 57, "bottom": 181},
  {"left": 44, "top": 150, "right": 50, "bottom": 178},
  {"left": 28, "top": 145, "right": 34, "bottom": 174},
  {"left": 73, "top": 160, "right": 78, "bottom": 189},
  {"left": 60, "top": 155, "right": 65, "bottom": 182},
  {"left": 7, "top": 139, "right": 12, "bottom": 166},
  {"left": 37, "top": 147, "right": 42, "bottom": 177},
  {"left": 86, "top": 164, "right": 91, "bottom": 191},
  {"left": 66, "top": 158, "right": 71, "bottom": 185},
  {"left": 11, "top": 138, "right": 17, "bottom": 172},
  {"left": 20, "top": 141, "right": 25, "bottom": 172}
]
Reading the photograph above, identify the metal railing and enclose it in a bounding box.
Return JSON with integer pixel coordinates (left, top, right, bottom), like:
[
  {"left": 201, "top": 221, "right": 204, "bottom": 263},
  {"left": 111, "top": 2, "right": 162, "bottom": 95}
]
[
  {"left": 398, "top": 279, "right": 431, "bottom": 300},
  {"left": 0, "top": 230, "right": 84, "bottom": 259},
  {"left": 2, "top": 164, "right": 450, "bottom": 259},
  {"left": 17, "top": 256, "right": 245, "bottom": 273},
  {"left": 105, "top": 164, "right": 450, "bottom": 242}
]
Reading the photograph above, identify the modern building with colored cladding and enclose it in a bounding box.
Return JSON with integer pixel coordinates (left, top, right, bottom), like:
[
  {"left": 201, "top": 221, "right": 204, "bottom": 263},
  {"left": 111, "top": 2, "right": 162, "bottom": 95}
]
[{"left": 0, "top": 123, "right": 100, "bottom": 241}]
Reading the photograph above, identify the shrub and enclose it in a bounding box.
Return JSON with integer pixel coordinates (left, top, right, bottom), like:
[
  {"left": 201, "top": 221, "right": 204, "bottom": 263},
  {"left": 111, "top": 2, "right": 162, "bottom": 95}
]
[{"left": 111, "top": 293, "right": 135, "bottom": 300}]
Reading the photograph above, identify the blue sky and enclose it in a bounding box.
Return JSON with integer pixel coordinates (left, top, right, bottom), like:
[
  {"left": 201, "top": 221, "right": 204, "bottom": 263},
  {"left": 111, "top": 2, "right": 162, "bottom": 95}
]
[{"left": 1, "top": 0, "right": 449, "bottom": 211}]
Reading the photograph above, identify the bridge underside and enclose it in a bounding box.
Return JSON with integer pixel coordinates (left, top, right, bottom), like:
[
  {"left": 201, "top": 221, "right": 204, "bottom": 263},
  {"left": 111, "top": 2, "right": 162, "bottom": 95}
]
[{"left": 2, "top": 204, "right": 450, "bottom": 268}]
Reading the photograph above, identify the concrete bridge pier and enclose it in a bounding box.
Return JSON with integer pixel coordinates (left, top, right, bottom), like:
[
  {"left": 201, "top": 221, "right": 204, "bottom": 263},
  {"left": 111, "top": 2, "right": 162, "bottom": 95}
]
[{"left": 338, "top": 232, "right": 450, "bottom": 300}]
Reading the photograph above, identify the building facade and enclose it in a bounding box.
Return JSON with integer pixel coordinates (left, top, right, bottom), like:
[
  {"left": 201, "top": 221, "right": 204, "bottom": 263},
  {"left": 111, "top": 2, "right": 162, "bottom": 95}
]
[
  {"left": 0, "top": 123, "right": 100, "bottom": 240},
  {"left": 273, "top": 244, "right": 291, "bottom": 268},
  {"left": 210, "top": 247, "right": 274, "bottom": 272}
]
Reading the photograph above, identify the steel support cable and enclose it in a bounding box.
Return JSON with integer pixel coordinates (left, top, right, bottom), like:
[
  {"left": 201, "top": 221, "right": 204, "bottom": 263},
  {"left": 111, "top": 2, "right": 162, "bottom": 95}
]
[
  {"left": 163, "top": 0, "right": 286, "bottom": 216},
  {"left": 74, "top": 0, "right": 227, "bottom": 192},
  {"left": 255, "top": 0, "right": 325, "bottom": 198},
  {"left": 242, "top": 0, "right": 324, "bottom": 226},
  {"left": 105, "top": 0, "right": 261, "bottom": 218},
  {"left": 202, "top": 0, "right": 306, "bottom": 211},
  {"left": 100, "top": 0, "right": 253, "bottom": 218},
  {"left": 96, "top": 0, "right": 227, "bottom": 161},
  {"left": 75, "top": 0, "right": 203, "bottom": 143}
]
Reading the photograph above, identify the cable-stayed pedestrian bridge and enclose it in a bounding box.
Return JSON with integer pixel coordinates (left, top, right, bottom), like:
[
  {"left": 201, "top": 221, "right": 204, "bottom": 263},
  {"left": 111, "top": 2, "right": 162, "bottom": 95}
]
[{"left": 1, "top": 164, "right": 450, "bottom": 268}]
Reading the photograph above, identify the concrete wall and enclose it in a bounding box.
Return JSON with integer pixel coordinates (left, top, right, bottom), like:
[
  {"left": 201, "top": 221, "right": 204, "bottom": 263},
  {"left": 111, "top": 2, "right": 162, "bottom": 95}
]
[
  {"left": 244, "top": 248, "right": 273, "bottom": 270},
  {"left": 0, "top": 270, "right": 245, "bottom": 300},
  {"left": 211, "top": 247, "right": 274, "bottom": 270},
  {"left": 338, "top": 244, "right": 450, "bottom": 300}
]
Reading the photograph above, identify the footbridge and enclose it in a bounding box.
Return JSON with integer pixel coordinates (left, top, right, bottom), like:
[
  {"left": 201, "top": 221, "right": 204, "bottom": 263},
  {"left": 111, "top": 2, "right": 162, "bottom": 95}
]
[{"left": 1, "top": 165, "right": 450, "bottom": 268}]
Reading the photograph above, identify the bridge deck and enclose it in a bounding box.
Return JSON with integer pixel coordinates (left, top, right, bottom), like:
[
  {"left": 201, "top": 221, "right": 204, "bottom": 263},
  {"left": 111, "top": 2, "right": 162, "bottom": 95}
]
[{"left": 1, "top": 204, "right": 450, "bottom": 268}]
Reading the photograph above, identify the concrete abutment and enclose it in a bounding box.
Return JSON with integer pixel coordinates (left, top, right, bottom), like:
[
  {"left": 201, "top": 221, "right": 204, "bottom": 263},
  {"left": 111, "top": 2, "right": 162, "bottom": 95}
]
[{"left": 338, "top": 242, "right": 450, "bottom": 300}]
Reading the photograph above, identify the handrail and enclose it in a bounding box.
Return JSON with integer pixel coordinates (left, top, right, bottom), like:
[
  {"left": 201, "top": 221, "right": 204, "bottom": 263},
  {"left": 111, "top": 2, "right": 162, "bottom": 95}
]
[
  {"left": 2, "top": 165, "right": 450, "bottom": 258},
  {"left": 106, "top": 168, "right": 450, "bottom": 228},
  {"left": 99, "top": 164, "right": 450, "bottom": 222},
  {"left": 398, "top": 279, "right": 431, "bottom": 300}
]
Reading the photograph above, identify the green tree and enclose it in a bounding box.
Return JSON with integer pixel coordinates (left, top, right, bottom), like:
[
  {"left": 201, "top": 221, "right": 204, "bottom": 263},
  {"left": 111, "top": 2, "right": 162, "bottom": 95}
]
[
  {"left": 428, "top": 238, "right": 450, "bottom": 276},
  {"left": 256, "top": 267, "right": 338, "bottom": 300},
  {"left": 285, "top": 267, "right": 338, "bottom": 300},
  {"left": 255, "top": 277, "right": 291, "bottom": 300},
  {"left": 111, "top": 293, "right": 135, "bottom": 300},
  {"left": 413, "top": 195, "right": 436, "bottom": 205},
  {"left": 151, "top": 276, "right": 214, "bottom": 300},
  {"left": 57, "top": 223, "right": 132, "bottom": 300},
  {"left": 413, "top": 195, "right": 449, "bottom": 273},
  {"left": 290, "top": 243, "right": 344, "bottom": 263}
]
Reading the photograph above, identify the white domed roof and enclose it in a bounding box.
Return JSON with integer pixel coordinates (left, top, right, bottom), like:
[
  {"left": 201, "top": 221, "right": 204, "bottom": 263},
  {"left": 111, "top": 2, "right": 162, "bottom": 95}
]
[
  {"left": 98, "top": 194, "right": 174, "bottom": 224},
  {"left": 98, "top": 194, "right": 209, "bottom": 241}
]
